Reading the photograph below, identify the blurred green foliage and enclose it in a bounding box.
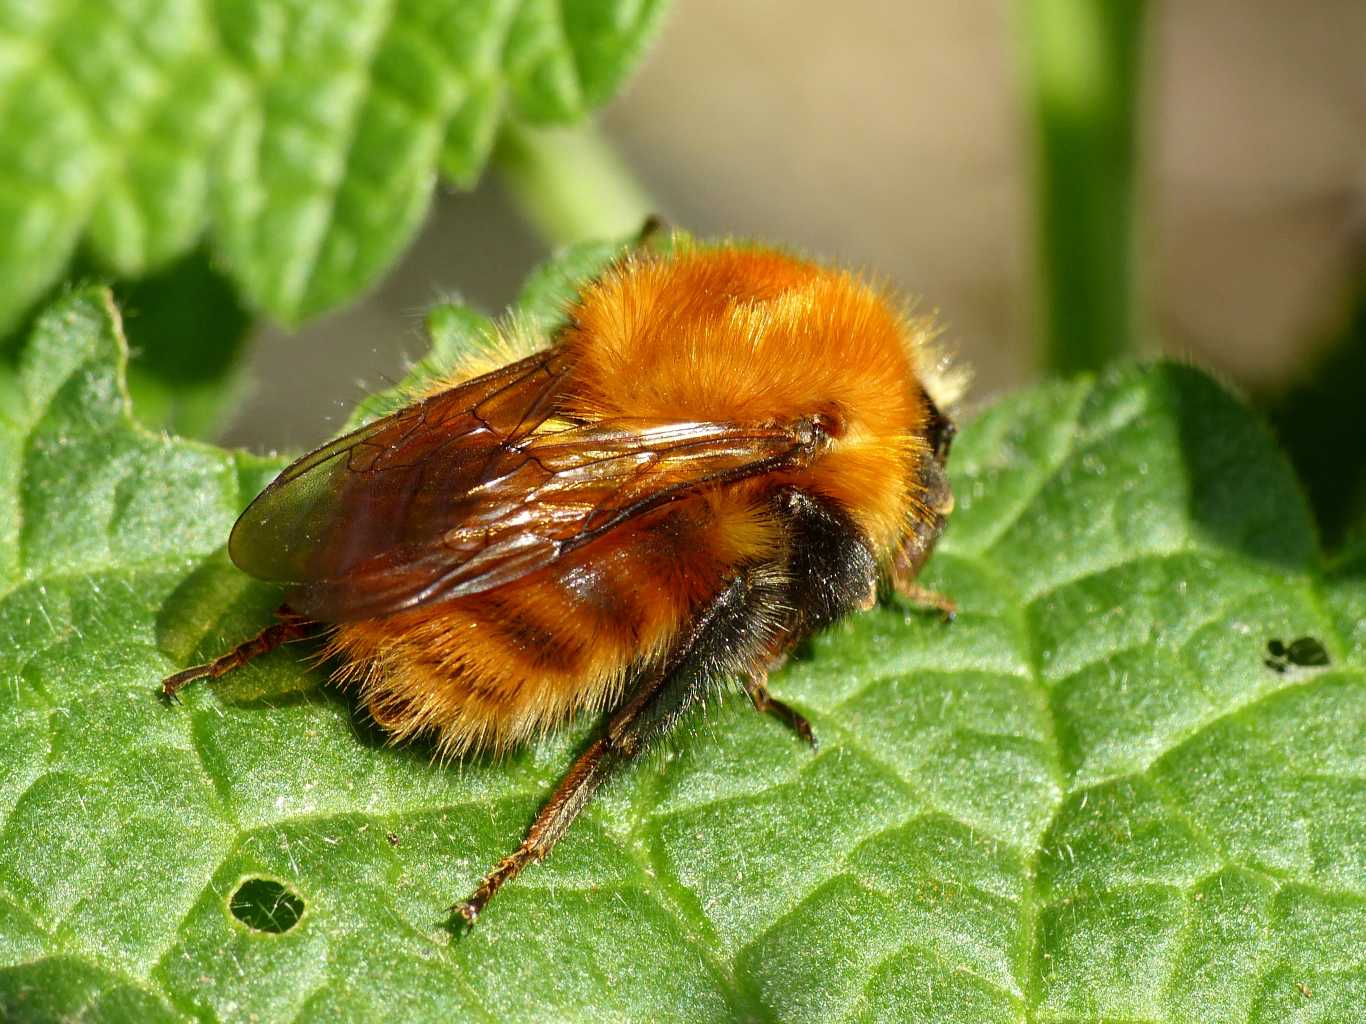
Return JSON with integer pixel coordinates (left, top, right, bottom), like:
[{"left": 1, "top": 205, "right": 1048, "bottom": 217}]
[{"left": 0, "top": 0, "right": 667, "bottom": 333}]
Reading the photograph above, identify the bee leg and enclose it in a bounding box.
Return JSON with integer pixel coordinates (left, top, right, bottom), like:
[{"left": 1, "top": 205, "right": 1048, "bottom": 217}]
[
  {"left": 452, "top": 735, "right": 621, "bottom": 926},
  {"left": 744, "top": 673, "right": 817, "bottom": 749},
  {"left": 895, "top": 580, "right": 957, "bottom": 622},
  {"left": 454, "top": 565, "right": 781, "bottom": 926},
  {"left": 160, "top": 606, "right": 312, "bottom": 701}
]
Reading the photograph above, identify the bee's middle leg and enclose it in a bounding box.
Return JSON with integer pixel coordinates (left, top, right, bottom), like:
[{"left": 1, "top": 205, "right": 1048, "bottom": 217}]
[{"left": 744, "top": 671, "right": 816, "bottom": 749}]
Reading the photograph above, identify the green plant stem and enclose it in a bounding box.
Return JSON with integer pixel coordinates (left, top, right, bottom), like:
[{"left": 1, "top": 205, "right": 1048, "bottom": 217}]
[
  {"left": 495, "top": 124, "right": 657, "bottom": 248},
  {"left": 1022, "top": 0, "right": 1150, "bottom": 374}
]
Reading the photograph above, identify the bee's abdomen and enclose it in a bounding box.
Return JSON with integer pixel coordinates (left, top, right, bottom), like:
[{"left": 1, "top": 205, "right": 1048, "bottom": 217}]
[{"left": 325, "top": 491, "right": 783, "bottom": 755}]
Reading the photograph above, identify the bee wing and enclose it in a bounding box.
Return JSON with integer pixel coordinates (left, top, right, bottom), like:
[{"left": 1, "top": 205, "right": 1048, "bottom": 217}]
[
  {"left": 230, "top": 352, "right": 812, "bottom": 622},
  {"left": 229, "top": 348, "right": 569, "bottom": 591}
]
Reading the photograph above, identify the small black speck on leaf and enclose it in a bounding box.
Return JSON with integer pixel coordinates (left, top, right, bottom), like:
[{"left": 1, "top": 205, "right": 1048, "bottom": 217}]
[{"left": 1264, "top": 636, "right": 1330, "bottom": 673}]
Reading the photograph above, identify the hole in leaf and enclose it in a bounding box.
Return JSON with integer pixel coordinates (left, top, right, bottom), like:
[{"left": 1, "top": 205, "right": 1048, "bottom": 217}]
[
  {"left": 1263, "top": 636, "right": 1330, "bottom": 673},
  {"left": 229, "top": 877, "right": 304, "bottom": 934}
]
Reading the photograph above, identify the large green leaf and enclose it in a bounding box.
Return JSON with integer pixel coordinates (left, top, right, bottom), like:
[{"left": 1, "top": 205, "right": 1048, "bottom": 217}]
[
  {"left": 115, "top": 246, "right": 255, "bottom": 439},
  {"left": 0, "top": 0, "right": 668, "bottom": 332},
  {"left": 1, "top": 272, "right": 1362, "bottom": 1022}
]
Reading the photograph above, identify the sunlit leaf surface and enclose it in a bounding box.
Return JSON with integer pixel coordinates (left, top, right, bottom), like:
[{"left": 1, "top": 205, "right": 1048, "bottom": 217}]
[{"left": 1, "top": 265, "right": 1361, "bottom": 1021}]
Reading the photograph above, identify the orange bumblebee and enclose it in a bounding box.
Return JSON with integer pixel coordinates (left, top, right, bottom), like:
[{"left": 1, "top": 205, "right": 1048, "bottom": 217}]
[{"left": 163, "top": 235, "right": 961, "bottom": 924}]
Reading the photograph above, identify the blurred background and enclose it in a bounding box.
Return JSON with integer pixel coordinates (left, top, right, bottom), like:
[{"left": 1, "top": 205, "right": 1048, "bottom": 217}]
[{"left": 222, "top": 0, "right": 1366, "bottom": 467}]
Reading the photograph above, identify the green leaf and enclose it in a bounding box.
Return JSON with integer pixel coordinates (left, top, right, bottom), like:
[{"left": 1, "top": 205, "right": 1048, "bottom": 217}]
[
  {"left": 2, "top": 270, "right": 1363, "bottom": 1022},
  {"left": 116, "top": 246, "right": 255, "bottom": 439},
  {"left": 0, "top": 248, "right": 252, "bottom": 443},
  {"left": 0, "top": 0, "right": 669, "bottom": 332}
]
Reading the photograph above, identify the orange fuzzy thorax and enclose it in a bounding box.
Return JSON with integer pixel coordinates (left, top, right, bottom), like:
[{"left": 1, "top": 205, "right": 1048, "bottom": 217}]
[{"left": 558, "top": 242, "right": 932, "bottom": 556}]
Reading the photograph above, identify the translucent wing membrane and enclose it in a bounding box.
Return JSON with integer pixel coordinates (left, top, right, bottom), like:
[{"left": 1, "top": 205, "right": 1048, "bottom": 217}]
[
  {"left": 229, "top": 350, "right": 569, "bottom": 586},
  {"left": 230, "top": 349, "right": 816, "bottom": 622}
]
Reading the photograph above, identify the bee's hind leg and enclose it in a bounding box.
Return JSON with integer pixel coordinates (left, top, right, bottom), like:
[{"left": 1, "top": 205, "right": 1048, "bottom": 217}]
[
  {"left": 160, "top": 606, "right": 313, "bottom": 701},
  {"left": 452, "top": 734, "right": 620, "bottom": 927},
  {"left": 453, "top": 563, "right": 783, "bottom": 927}
]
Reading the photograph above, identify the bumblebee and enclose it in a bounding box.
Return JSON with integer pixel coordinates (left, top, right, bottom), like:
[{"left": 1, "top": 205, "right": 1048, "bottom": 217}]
[{"left": 163, "top": 236, "right": 960, "bottom": 924}]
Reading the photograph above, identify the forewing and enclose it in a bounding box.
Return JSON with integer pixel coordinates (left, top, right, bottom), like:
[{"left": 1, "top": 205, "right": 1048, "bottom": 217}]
[
  {"left": 228, "top": 349, "right": 569, "bottom": 588},
  {"left": 234, "top": 377, "right": 812, "bottom": 623}
]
